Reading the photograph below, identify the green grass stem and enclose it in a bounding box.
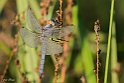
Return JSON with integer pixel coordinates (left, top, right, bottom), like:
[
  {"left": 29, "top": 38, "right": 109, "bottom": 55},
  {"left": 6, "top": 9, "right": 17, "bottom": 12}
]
[
  {"left": 104, "top": 0, "right": 115, "bottom": 83},
  {"left": 111, "top": 22, "right": 119, "bottom": 83}
]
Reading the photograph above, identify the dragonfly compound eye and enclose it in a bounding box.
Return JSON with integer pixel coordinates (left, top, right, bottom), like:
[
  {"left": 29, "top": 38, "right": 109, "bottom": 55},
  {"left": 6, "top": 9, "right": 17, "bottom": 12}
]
[{"left": 51, "top": 19, "right": 57, "bottom": 25}]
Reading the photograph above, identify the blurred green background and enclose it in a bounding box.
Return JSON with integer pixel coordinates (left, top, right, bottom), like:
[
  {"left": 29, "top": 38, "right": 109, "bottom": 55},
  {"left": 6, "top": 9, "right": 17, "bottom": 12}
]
[{"left": 0, "top": 0, "right": 124, "bottom": 83}]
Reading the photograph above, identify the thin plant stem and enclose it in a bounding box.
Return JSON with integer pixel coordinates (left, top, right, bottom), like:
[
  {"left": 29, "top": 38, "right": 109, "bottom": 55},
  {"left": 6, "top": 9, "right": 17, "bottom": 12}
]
[
  {"left": 59, "top": 0, "right": 63, "bottom": 27},
  {"left": 60, "top": 0, "right": 72, "bottom": 82},
  {"left": 104, "top": 0, "right": 115, "bottom": 83},
  {"left": 54, "top": 0, "right": 63, "bottom": 82},
  {"left": 94, "top": 20, "right": 101, "bottom": 83}
]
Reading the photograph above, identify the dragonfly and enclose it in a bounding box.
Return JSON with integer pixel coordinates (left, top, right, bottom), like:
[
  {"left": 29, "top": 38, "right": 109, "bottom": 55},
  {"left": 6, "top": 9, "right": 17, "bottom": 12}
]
[{"left": 20, "top": 8, "right": 74, "bottom": 76}]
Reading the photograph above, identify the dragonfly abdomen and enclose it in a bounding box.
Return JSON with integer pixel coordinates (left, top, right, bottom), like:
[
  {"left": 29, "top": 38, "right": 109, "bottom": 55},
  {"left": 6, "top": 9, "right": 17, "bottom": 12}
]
[
  {"left": 39, "top": 57, "right": 45, "bottom": 75},
  {"left": 39, "top": 41, "right": 47, "bottom": 75}
]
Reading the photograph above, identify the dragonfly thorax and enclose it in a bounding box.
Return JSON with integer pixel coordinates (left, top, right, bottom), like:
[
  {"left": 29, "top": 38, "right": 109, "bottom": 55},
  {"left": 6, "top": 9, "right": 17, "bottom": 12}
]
[{"left": 44, "top": 24, "right": 52, "bottom": 29}]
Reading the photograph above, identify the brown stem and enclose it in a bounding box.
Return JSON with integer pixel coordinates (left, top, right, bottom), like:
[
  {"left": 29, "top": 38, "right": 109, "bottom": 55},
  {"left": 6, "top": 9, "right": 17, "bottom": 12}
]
[
  {"left": 94, "top": 19, "right": 101, "bottom": 83},
  {"left": 0, "top": 39, "right": 17, "bottom": 82},
  {"left": 60, "top": 0, "right": 72, "bottom": 82},
  {"left": 54, "top": 55, "right": 60, "bottom": 83}
]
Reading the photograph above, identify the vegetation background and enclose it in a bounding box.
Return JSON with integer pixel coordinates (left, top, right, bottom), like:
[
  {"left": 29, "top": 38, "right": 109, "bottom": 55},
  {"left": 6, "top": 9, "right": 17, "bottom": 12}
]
[{"left": 0, "top": 0, "right": 124, "bottom": 83}]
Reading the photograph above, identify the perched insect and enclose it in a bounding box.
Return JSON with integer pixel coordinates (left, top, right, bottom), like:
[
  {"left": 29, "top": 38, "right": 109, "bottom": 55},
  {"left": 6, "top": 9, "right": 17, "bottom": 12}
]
[{"left": 20, "top": 8, "right": 74, "bottom": 76}]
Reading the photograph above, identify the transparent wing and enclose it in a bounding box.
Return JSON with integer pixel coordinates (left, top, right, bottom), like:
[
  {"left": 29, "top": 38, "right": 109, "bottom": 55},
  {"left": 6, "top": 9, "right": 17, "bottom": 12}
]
[
  {"left": 44, "top": 25, "right": 74, "bottom": 39},
  {"left": 45, "top": 38, "right": 63, "bottom": 55},
  {"left": 27, "top": 8, "right": 42, "bottom": 33},
  {"left": 20, "top": 28, "right": 41, "bottom": 47},
  {"left": 58, "top": 25, "right": 74, "bottom": 38}
]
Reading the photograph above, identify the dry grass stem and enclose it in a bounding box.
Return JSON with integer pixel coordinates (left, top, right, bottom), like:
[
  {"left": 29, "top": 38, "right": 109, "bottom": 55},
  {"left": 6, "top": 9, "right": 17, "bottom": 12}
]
[
  {"left": 60, "top": 0, "right": 72, "bottom": 82},
  {"left": 94, "top": 19, "right": 101, "bottom": 83},
  {"left": 0, "top": 42, "right": 17, "bottom": 81},
  {"left": 54, "top": 0, "right": 64, "bottom": 82}
]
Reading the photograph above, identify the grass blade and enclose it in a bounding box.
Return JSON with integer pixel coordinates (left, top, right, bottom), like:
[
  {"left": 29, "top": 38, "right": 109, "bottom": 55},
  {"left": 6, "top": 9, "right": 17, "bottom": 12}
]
[
  {"left": 111, "top": 22, "right": 119, "bottom": 83},
  {"left": 104, "top": 0, "right": 115, "bottom": 83}
]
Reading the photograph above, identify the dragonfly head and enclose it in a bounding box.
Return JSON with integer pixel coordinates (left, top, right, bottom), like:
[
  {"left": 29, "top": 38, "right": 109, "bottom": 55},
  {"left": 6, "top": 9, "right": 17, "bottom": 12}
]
[
  {"left": 51, "top": 19, "right": 63, "bottom": 27},
  {"left": 45, "top": 20, "right": 55, "bottom": 29},
  {"left": 51, "top": 19, "right": 60, "bottom": 26},
  {"left": 45, "top": 19, "right": 59, "bottom": 29},
  {"left": 46, "top": 19, "right": 56, "bottom": 26}
]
